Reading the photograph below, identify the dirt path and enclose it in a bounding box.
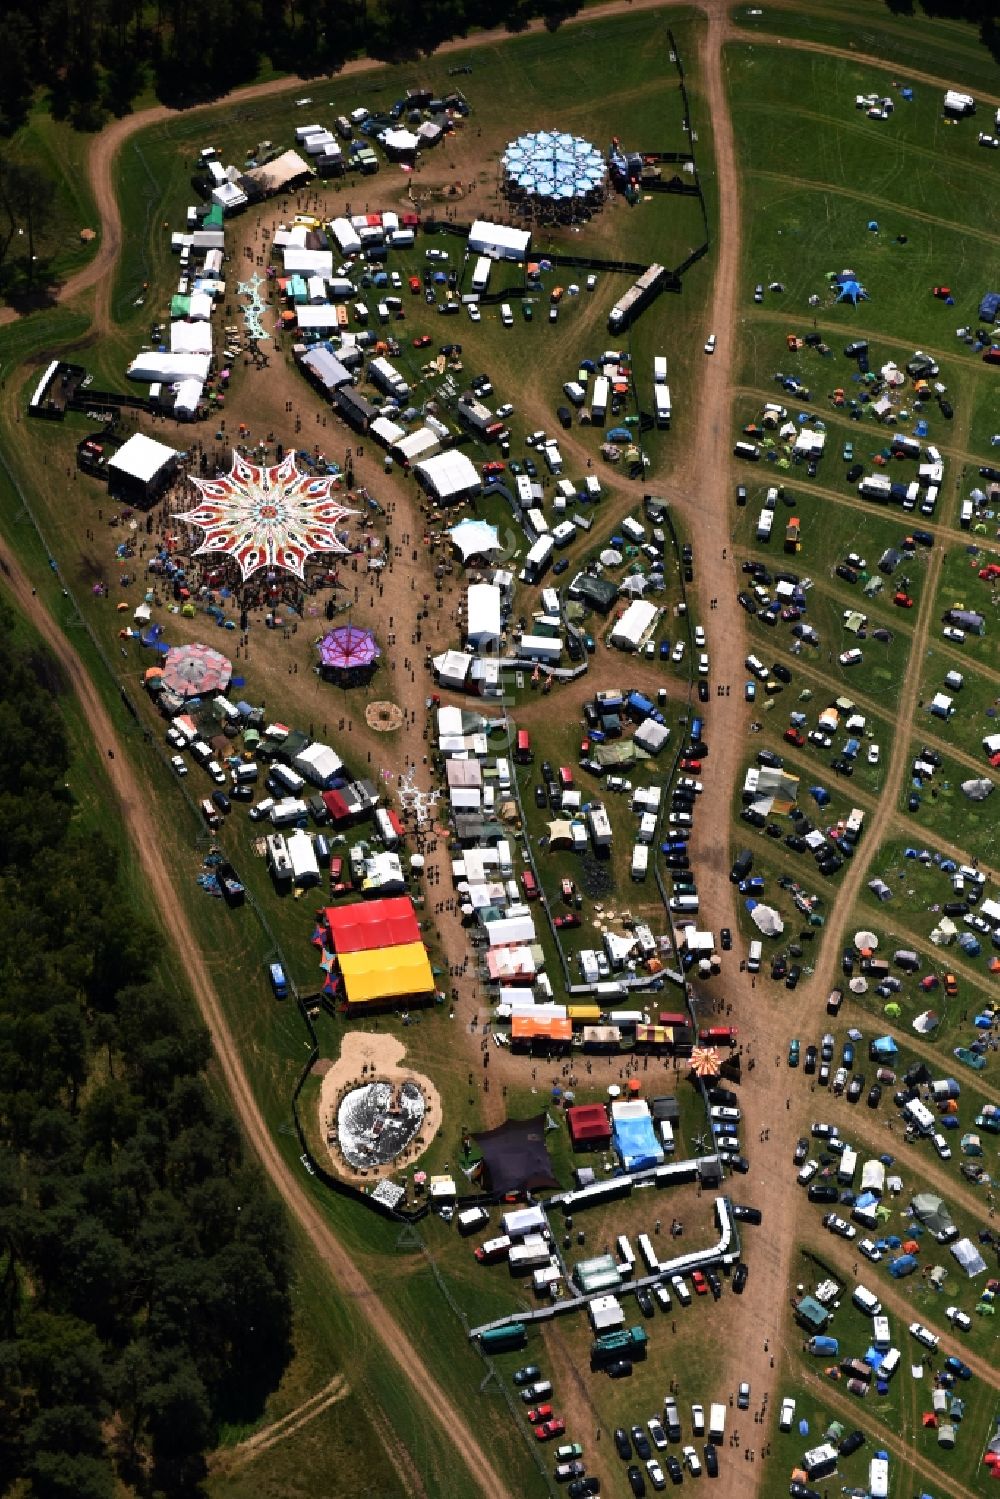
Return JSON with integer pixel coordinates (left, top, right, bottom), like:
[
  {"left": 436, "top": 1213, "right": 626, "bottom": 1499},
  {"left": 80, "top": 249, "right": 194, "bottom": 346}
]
[
  {"left": 799, "top": 474, "right": 944, "bottom": 1012},
  {"left": 730, "top": 16, "right": 1000, "bottom": 112},
  {"left": 796, "top": 1365, "right": 973, "bottom": 1499},
  {"left": 209, "top": 1375, "right": 350, "bottom": 1472},
  {"left": 0, "top": 543, "right": 505, "bottom": 1499}
]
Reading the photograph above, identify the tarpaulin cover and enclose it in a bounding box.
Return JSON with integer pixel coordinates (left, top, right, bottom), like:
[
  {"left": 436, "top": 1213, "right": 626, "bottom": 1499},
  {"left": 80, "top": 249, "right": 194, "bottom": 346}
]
[
  {"left": 474, "top": 1114, "right": 559, "bottom": 1195},
  {"left": 324, "top": 897, "right": 421, "bottom": 953},
  {"left": 611, "top": 1100, "right": 664, "bottom": 1171}
]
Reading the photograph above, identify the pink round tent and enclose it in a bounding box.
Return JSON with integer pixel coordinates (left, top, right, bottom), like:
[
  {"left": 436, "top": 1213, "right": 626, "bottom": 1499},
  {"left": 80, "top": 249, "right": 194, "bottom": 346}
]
[{"left": 161, "top": 642, "right": 232, "bottom": 698}]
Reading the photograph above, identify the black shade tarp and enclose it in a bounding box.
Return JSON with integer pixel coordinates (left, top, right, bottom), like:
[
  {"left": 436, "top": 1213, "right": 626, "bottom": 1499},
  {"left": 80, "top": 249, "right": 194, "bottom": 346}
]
[{"left": 474, "top": 1114, "right": 558, "bottom": 1196}]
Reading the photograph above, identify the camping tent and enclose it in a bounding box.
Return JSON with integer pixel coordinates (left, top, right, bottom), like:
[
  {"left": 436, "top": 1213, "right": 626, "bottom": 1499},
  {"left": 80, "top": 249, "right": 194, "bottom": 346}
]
[{"left": 950, "top": 1237, "right": 987, "bottom": 1277}]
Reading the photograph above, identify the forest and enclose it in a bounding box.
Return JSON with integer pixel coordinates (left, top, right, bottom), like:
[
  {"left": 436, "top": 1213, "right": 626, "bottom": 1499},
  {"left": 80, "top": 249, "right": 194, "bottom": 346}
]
[
  {"left": 0, "top": 0, "right": 584, "bottom": 133},
  {"left": 0, "top": 603, "right": 293, "bottom": 1498}
]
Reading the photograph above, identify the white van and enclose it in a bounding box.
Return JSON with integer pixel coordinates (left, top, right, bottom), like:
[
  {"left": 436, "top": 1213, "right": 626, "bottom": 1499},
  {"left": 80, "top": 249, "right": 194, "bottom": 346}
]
[
  {"left": 457, "top": 1207, "right": 490, "bottom": 1235},
  {"left": 872, "top": 1315, "right": 891, "bottom": 1350},
  {"left": 747, "top": 940, "right": 762, "bottom": 973},
  {"left": 500, "top": 303, "right": 514, "bottom": 327},
  {"left": 852, "top": 1284, "right": 882, "bottom": 1317},
  {"left": 879, "top": 1348, "right": 900, "bottom": 1380},
  {"left": 869, "top": 1456, "right": 889, "bottom": 1499}
]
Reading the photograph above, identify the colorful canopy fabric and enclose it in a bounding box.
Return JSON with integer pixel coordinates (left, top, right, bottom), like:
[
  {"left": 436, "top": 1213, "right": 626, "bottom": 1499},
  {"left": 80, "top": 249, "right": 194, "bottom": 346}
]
[
  {"left": 318, "top": 624, "right": 380, "bottom": 671},
  {"left": 338, "top": 942, "right": 434, "bottom": 1005},
  {"left": 323, "top": 897, "right": 421, "bottom": 953},
  {"left": 161, "top": 642, "right": 232, "bottom": 697},
  {"left": 175, "top": 449, "right": 356, "bottom": 581}
]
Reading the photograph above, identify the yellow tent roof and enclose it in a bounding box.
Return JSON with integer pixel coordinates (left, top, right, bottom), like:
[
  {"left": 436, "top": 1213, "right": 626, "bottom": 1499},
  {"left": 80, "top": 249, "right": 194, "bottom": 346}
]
[{"left": 339, "top": 942, "right": 434, "bottom": 1005}]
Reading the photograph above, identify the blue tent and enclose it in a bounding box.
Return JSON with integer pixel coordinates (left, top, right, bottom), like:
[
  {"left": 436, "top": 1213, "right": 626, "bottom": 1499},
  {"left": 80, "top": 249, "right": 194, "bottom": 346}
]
[
  {"left": 889, "top": 1253, "right": 918, "bottom": 1278},
  {"left": 835, "top": 274, "right": 870, "bottom": 304},
  {"left": 809, "top": 785, "right": 831, "bottom": 806},
  {"left": 871, "top": 1035, "right": 898, "bottom": 1057}
]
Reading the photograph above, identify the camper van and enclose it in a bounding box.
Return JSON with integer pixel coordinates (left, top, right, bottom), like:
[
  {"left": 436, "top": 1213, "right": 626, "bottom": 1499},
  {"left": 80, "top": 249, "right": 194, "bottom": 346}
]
[
  {"left": 852, "top": 1284, "right": 882, "bottom": 1317},
  {"left": 471, "top": 256, "right": 492, "bottom": 293},
  {"left": 457, "top": 1207, "right": 490, "bottom": 1236},
  {"left": 747, "top": 940, "right": 762, "bottom": 973},
  {"left": 500, "top": 303, "right": 514, "bottom": 327}
]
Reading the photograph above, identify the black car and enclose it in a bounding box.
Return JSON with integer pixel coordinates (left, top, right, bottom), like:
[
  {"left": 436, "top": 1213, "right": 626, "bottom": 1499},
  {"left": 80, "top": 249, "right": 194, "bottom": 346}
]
[
  {"left": 804, "top": 1045, "right": 817, "bottom": 1075},
  {"left": 636, "top": 1288, "right": 655, "bottom": 1318},
  {"left": 627, "top": 1466, "right": 646, "bottom": 1498},
  {"left": 847, "top": 1074, "right": 865, "bottom": 1103},
  {"left": 771, "top": 663, "right": 792, "bottom": 683},
  {"left": 615, "top": 1429, "right": 632, "bottom": 1461},
  {"left": 524, "top": 457, "right": 537, "bottom": 478},
  {"left": 757, "top": 749, "right": 784, "bottom": 769},
  {"left": 732, "top": 1204, "right": 762, "bottom": 1225},
  {"left": 568, "top": 1480, "right": 601, "bottom": 1499},
  {"left": 771, "top": 955, "right": 787, "bottom": 981},
  {"left": 704, "top": 1443, "right": 718, "bottom": 1478},
  {"left": 665, "top": 1456, "right": 682, "bottom": 1486},
  {"left": 794, "top": 1136, "right": 808, "bottom": 1165},
  {"left": 720, "top": 927, "right": 732, "bottom": 951},
  {"left": 737, "top": 591, "right": 756, "bottom": 613},
  {"left": 836, "top": 564, "right": 859, "bottom": 584},
  {"left": 846, "top": 462, "right": 864, "bottom": 483},
  {"left": 706, "top": 1269, "right": 722, "bottom": 1300},
  {"left": 785, "top": 833, "right": 807, "bottom": 853},
  {"left": 553, "top": 558, "right": 569, "bottom": 575},
  {"left": 736, "top": 484, "right": 748, "bottom": 506},
  {"left": 709, "top": 1086, "right": 738, "bottom": 1107},
  {"left": 534, "top": 785, "right": 547, "bottom": 808},
  {"left": 607, "top": 1360, "right": 633, "bottom": 1378},
  {"left": 631, "top": 1426, "right": 652, "bottom": 1461},
  {"left": 807, "top": 1183, "right": 839, "bottom": 1204},
  {"left": 786, "top": 965, "right": 801, "bottom": 990},
  {"left": 722, "top": 1152, "right": 750, "bottom": 1173},
  {"left": 732, "top": 1262, "right": 748, "bottom": 1294},
  {"left": 827, "top": 987, "right": 844, "bottom": 1015},
  {"left": 839, "top": 1429, "right": 866, "bottom": 1458},
  {"left": 867, "top": 1083, "right": 882, "bottom": 1109},
  {"left": 842, "top": 949, "right": 855, "bottom": 976},
  {"left": 766, "top": 823, "right": 783, "bottom": 839},
  {"left": 697, "top": 680, "right": 710, "bottom": 703}
]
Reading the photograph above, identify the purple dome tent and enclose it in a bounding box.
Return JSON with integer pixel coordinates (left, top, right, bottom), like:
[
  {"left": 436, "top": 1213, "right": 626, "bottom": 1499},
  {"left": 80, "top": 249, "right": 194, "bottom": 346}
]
[{"left": 318, "top": 625, "right": 381, "bottom": 684}]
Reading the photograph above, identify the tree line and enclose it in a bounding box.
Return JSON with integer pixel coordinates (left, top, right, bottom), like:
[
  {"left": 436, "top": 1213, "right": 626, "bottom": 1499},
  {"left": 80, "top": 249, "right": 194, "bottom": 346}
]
[
  {"left": 0, "top": 0, "right": 583, "bottom": 133},
  {"left": 0, "top": 600, "right": 293, "bottom": 1498}
]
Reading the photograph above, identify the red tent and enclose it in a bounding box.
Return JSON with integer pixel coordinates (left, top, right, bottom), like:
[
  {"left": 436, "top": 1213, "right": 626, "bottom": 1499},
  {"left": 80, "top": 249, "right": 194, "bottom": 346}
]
[
  {"left": 323, "top": 896, "right": 421, "bottom": 954},
  {"left": 567, "top": 1103, "right": 611, "bottom": 1149}
]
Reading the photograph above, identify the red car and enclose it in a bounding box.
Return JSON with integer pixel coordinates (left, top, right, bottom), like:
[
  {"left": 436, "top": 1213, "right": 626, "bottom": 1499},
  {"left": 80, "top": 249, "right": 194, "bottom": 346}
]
[
  {"left": 482, "top": 460, "right": 505, "bottom": 475},
  {"left": 783, "top": 728, "right": 805, "bottom": 747},
  {"left": 527, "top": 1404, "right": 553, "bottom": 1423},
  {"left": 691, "top": 1271, "right": 709, "bottom": 1296},
  {"left": 408, "top": 275, "right": 421, "bottom": 293},
  {"left": 979, "top": 564, "right": 1000, "bottom": 581},
  {"left": 534, "top": 1418, "right": 565, "bottom": 1441},
  {"left": 680, "top": 758, "right": 702, "bottom": 772},
  {"left": 413, "top": 334, "right": 432, "bottom": 348},
  {"left": 554, "top": 913, "right": 580, "bottom": 930},
  {"left": 893, "top": 591, "right": 915, "bottom": 608}
]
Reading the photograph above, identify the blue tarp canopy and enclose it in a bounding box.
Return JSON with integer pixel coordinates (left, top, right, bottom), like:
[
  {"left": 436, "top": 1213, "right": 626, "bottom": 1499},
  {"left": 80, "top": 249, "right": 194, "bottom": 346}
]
[
  {"left": 612, "top": 1111, "right": 663, "bottom": 1172},
  {"left": 871, "top": 1035, "right": 899, "bottom": 1056},
  {"left": 835, "top": 275, "right": 870, "bottom": 304}
]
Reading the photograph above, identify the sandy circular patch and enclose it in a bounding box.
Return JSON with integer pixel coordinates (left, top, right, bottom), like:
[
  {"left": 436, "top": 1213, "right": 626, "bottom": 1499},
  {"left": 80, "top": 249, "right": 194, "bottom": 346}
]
[
  {"left": 318, "top": 1031, "right": 442, "bottom": 1185},
  {"left": 366, "top": 699, "right": 404, "bottom": 732}
]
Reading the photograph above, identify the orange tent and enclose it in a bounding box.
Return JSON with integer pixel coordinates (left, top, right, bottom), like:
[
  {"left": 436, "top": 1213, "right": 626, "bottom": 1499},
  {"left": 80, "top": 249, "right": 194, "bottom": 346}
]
[{"left": 511, "top": 1015, "right": 571, "bottom": 1043}]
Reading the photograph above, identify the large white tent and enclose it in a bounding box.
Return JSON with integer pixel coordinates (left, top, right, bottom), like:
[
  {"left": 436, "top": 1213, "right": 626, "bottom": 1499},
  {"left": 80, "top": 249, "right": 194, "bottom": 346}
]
[
  {"left": 414, "top": 450, "right": 481, "bottom": 503},
  {"left": 467, "top": 583, "right": 502, "bottom": 650},
  {"left": 107, "top": 433, "right": 180, "bottom": 490},
  {"left": 610, "top": 600, "right": 658, "bottom": 651},
  {"left": 170, "top": 321, "right": 213, "bottom": 355},
  {"left": 467, "top": 219, "right": 531, "bottom": 262},
  {"left": 127, "top": 352, "right": 211, "bottom": 383}
]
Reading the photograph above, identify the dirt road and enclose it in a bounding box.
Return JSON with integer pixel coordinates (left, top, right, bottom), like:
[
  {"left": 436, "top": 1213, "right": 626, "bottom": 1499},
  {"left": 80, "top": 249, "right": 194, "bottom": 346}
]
[{"left": 0, "top": 540, "right": 505, "bottom": 1499}]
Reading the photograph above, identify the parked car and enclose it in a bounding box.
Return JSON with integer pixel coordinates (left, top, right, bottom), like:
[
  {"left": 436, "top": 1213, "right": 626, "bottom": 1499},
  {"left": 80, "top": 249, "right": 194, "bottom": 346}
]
[{"left": 737, "top": 1382, "right": 750, "bottom": 1410}]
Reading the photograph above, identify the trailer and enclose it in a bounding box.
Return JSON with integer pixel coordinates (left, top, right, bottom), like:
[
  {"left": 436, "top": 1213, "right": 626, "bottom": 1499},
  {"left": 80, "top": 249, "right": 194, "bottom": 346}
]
[
  {"left": 653, "top": 384, "right": 672, "bottom": 428},
  {"left": 590, "top": 1325, "right": 648, "bottom": 1367},
  {"left": 478, "top": 1322, "right": 527, "bottom": 1352},
  {"left": 708, "top": 1404, "right": 727, "bottom": 1444}
]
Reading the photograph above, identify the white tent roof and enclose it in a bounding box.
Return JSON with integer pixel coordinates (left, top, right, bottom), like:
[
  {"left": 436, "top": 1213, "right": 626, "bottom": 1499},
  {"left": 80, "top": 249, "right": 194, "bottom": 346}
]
[
  {"left": 283, "top": 248, "right": 334, "bottom": 277},
  {"left": 187, "top": 291, "right": 214, "bottom": 321},
  {"left": 634, "top": 720, "right": 669, "bottom": 754},
  {"left": 449, "top": 519, "right": 501, "bottom": 561},
  {"left": 610, "top": 600, "right": 658, "bottom": 650},
  {"left": 170, "top": 321, "right": 213, "bottom": 354},
  {"left": 950, "top": 1237, "right": 987, "bottom": 1277},
  {"left": 487, "top": 912, "right": 536, "bottom": 946},
  {"left": 371, "top": 416, "right": 406, "bottom": 448},
  {"left": 467, "top": 583, "right": 502, "bottom": 647},
  {"left": 468, "top": 219, "right": 531, "bottom": 260},
  {"left": 107, "top": 432, "right": 180, "bottom": 484},
  {"left": 243, "top": 149, "right": 311, "bottom": 194},
  {"left": 173, "top": 378, "right": 203, "bottom": 417},
  {"left": 393, "top": 427, "right": 439, "bottom": 462},
  {"left": 415, "top": 449, "right": 481, "bottom": 501},
  {"left": 294, "top": 742, "right": 343, "bottom": 782},
  {"left": 382, "top": 128, "right": 419, "bottom": 152},
  {"left": 295, "top": 305, "right": 344, "bottom": 330}
]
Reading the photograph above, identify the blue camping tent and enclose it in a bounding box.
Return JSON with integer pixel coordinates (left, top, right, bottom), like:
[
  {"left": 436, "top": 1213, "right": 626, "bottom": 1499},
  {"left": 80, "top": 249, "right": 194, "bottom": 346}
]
[
  {"left": 834, "top": 271, "right": 870, "bottom": 304},
  {"left": 871, "top": 1035, "right": 898, "bottom": 1058}
]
